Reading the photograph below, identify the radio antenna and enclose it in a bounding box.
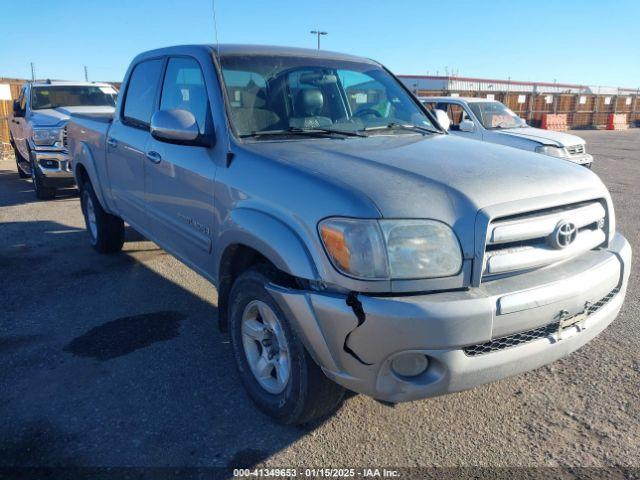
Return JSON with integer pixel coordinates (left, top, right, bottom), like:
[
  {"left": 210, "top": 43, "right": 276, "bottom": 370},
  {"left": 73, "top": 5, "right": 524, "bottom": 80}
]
[
  {"left": 212, "top": 0, "right": 220, "bottom": 48},
  {"left": 211, "top": 0, "right": 234, "bottom": 165}
]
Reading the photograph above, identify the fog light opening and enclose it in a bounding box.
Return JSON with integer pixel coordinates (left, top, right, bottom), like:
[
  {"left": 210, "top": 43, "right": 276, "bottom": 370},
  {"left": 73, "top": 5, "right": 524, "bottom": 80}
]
[
  {"left": 391, "top": 353, "right": 429, "bottom": 378},
  {"left": 40, "top": 159, "right": 59, "bottom": 169}
]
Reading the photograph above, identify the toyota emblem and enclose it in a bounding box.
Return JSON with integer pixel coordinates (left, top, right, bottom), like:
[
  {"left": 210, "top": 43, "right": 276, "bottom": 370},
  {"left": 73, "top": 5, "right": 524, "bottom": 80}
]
[{"left": 551, "top": 221, "right": 577, "bottom": 249}]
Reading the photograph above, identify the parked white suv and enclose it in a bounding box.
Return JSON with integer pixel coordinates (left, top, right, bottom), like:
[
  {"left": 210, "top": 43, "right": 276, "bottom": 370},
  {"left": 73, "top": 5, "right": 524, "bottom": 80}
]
[
  {"left": 421, "top": 97, "right": 593, "bottom": 167},
  {"left": 9, "top": 80, "right": 117, "bottom": 199}
]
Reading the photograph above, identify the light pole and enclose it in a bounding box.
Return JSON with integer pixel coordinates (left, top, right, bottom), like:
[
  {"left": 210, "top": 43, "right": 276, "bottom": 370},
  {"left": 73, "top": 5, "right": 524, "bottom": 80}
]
[{"left": 310, "top": 30, "right": 327, "bottom": 50}]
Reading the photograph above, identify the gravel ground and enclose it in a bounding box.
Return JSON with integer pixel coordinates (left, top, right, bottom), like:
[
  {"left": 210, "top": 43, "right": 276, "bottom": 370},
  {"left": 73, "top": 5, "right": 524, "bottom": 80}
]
[{"left": 0, "top": 130, "right": 638, "bottom": 471}]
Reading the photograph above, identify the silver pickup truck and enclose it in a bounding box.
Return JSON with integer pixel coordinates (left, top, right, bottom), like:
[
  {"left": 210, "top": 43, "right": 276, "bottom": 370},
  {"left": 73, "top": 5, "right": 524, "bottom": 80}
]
[
  {"left": 67, "top": 45, "right": 632, "bottom": 425},
  {"left": 10, "top": 80, "right": 117, "bottom": 199}
]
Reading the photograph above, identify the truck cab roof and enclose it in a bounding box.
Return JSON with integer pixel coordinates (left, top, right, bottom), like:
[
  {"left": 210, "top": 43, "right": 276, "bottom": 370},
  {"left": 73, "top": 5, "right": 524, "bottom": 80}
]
[
  {"left": 132, "top": 43, "right": 380, "bottom": 65},
  {"left": 30, "top": 80, "right": 113, "bottom": 88}
]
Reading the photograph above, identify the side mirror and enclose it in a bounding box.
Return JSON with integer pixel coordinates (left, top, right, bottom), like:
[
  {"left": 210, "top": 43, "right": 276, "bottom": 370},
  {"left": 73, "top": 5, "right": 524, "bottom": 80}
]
[
  {"left": 432, "top": 109, "right": 450, "bottom": 131},
  {"left": 13, "top": 100, "right": 25, "bottom": 118},
  {"left": 150, "top": 109, "right": 200, "bottom": 144},
  {"left": 459, "top": 119, "right": 475, "bottom": 132}
]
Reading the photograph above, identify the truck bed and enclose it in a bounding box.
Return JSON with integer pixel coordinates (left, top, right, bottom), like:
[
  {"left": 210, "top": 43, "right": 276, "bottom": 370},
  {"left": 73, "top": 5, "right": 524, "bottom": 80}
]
[{"left": 66, "top": 109, "right": 114, "bottom": 194}]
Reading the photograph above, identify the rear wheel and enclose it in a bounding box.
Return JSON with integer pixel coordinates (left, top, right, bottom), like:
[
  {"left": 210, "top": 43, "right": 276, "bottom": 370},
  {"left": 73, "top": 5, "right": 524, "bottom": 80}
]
[
  {"left": 229, "top": 265, "right": 345, "bottom": 424},
  {"left": 80, "top": 180, "right": 124, "bottom": 253}
]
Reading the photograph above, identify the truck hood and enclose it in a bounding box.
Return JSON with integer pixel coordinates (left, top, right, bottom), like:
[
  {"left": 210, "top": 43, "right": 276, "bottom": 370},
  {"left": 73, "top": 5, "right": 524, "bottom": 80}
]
[
  {"left": 30, "top": 106, "right": 115, "bottom": 127},
  {"left": 496, "top": 126, "right": 585, "bottom": 147},
  {"left": 244, "top": 134, "right": 607, "bottom": 257}
]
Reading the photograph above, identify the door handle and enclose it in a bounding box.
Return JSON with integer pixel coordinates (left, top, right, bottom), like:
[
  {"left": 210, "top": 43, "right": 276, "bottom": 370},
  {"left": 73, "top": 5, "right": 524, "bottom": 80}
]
[
  {"left": 106, "top": 137, "right": 118, "bottom": 148},
  {"left": 145, "top": 151, "right": 162, "bottom": 164}
]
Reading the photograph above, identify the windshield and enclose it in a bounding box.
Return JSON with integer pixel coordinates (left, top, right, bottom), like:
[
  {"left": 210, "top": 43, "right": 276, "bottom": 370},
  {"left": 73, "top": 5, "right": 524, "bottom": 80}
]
[
  {"left": 218, "top": 53, "right": 437, "bottom": 138},
  {"left": 31, "top": 85, "right": 117, "bottom": 110},
  {"left": 467, "top": 101, "right": 526, "bottom": 129}
]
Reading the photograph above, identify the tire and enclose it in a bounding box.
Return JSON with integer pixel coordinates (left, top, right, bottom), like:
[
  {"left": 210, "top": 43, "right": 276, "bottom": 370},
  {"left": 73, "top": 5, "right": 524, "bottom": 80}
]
[
  {"left": 229, "top": 265, "right": 345, "bottom": 425},
  {"left": 80, "top": 180, "right": 124, "bottom": 254},
  {"left": 30, "top": 153, "right": 56, "bottom": 200},
  {"left": 14, "top": 148, "right": 29, "bottom": 179}
]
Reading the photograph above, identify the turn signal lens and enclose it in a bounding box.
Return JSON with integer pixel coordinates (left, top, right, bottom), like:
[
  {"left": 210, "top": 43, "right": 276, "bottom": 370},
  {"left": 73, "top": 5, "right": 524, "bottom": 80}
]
[
  {"left": 320, "top": 226, "right": 351, "bottom": 271},
  {"left": 318, "top": 218, "right": 389, "bottom": 279}
]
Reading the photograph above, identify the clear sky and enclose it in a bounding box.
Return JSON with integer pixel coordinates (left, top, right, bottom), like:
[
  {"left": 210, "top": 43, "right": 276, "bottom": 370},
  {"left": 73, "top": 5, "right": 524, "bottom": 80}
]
[{"left": 1, "top": 0, "right": 639, "bottom": 88}]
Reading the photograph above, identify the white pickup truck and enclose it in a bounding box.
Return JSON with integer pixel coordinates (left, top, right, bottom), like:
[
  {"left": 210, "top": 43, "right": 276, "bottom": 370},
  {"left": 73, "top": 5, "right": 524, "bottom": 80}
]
[
  {"left": 9, "top": 80, "right": 117, "bottom": 199},
  {"left": 421, "top": 96, "right": 594, "bottom": 167}
]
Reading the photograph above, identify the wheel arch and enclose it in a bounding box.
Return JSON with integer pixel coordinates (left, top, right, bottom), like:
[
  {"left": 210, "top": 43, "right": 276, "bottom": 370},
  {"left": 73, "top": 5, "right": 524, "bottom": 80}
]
[
  {"left": 215, "top": 208, "right": 320, "bottom": 331},
  {"left": 72, "top": 141, "right": 113, "bottom": 213}
]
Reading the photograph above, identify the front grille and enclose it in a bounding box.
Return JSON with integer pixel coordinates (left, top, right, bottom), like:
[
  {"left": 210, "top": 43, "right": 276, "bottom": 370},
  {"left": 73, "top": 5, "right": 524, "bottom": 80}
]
[
  {"left": 62, "top": 125, "right": 68, "bottom": 149},
  {"left": 482, "top": 200, "right": 607, "bottom": 279},
  {"left": 463, "top": 287, "right": 619, "bottom": 356},
  {"left": 566, "top": 144, "right": 585, "bottom": 155}
]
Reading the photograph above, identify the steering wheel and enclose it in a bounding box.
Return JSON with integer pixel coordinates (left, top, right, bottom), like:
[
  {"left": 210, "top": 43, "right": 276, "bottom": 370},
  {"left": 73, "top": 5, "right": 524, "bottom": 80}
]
[{"left": 353, "top": 108, "right": 382, "bottom": 118}]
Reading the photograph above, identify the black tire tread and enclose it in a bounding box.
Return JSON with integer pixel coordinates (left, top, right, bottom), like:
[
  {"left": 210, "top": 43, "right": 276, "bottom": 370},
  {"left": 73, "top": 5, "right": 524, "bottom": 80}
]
[
  {"left": 81, "top": 181, "right": 124, "bottom": 254},
  {"left": 229, "top": 264, "right": 345, "bottom": 425},
  {"left": 14, "top": 148, "right": 29, "bottom": 178},
  {"left": 29, "top": 152, "right": 56, "bottom": 199}
]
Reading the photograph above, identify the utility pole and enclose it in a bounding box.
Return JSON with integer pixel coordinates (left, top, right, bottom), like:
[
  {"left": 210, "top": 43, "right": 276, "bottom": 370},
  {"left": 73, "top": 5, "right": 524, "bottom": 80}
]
[
  {"left": 30, "top": 62, "right": 36, "bottom": 81},
  {"left": 84, "top": 65, "right": 89, "bottom": 82},
  {"left": 310, "top": 29, "right": 327, "bottom": 50}
]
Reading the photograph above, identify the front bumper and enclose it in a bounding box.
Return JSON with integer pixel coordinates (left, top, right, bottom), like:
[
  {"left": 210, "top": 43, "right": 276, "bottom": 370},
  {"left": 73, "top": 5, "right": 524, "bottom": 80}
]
[
  {"left": 269, "top": 233, "right": 631, "bottom": 402},
  {"left": 568, "top": 153, "right": 593, "bottom": 166},
  {"left": 31, "top": 150, "right": 75, "bottom": 188}
]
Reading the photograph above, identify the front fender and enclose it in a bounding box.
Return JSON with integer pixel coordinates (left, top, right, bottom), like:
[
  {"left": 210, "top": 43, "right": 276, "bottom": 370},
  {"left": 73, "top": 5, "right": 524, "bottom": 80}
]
[{"left": 216, "top": 208, "right": 319, "bottom": 283}]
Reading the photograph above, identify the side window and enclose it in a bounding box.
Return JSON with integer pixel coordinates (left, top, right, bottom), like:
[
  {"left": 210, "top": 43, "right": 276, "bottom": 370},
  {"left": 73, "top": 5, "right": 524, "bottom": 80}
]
[
  {"left": 160, "top": 57, "right": 209, "bottom": 135},
  {"left": 122, "top": 59, "right": 163, "bottom": 128},
  {"left": 438, "top": 103, "right": 468, "bottom": 130},
  {"left": 19, "top": 86, "right": 27, "bottom": 110}
]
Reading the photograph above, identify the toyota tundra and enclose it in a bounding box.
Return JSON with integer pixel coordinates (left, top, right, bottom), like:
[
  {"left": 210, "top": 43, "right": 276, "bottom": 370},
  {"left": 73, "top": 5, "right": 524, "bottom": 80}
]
[{"left": 66, "top": 45, "right": 631, "bottom": 424}]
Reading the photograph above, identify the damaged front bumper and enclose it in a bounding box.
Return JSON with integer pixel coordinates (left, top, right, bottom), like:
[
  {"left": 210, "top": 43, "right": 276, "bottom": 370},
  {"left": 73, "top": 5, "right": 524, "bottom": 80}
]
[{"left": 268, "top": 233, "right": 631, "bottom": 402}]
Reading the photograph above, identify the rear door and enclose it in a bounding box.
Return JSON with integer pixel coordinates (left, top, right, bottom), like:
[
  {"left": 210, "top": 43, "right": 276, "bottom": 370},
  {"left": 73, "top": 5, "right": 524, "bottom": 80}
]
[
  {"left": 106, "top": 58, "right": 164, "bottom": 234},
  {"left": 144, "top": 56, "right": 217, "bottom": 276}
]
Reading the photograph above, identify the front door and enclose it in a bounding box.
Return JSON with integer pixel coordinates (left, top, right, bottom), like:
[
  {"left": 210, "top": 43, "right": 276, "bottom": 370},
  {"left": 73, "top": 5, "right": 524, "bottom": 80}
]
[
  {"left": 144, "top": 56, "right": 216, "bottom": 276},
  {"left": 106, "top": 58, "right": 164, "bottom": 234},
  {"left": 11, "top": 86, "right": 29, "bottom": 159},
  {"left": 436, "top": 102, "right": 482, "bottom": 140}
]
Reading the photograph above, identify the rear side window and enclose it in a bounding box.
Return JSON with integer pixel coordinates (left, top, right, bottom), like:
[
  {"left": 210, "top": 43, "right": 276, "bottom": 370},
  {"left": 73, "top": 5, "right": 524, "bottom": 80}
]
[
  {"left": 123, "top": 59, "right": 163, "bottom": 128},
  {"left": 160, "top": 57, "right": 209, "bottom": 135}
]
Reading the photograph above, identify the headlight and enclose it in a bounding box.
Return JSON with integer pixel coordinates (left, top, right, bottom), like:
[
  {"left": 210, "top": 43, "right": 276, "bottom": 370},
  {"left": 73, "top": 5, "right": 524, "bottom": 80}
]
[
  {"left": 32, "top": 127, "right": 63, "bottom": 146},
  {"left": 319, "top": 218, "right": 462, "bottom": 280},
  {"left": 535, "top": 145, "right": 569, "bottom": 158}
]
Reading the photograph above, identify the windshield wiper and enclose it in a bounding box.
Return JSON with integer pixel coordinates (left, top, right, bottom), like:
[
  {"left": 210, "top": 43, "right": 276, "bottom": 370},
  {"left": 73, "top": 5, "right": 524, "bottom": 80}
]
[
  {"left": 241, "top": 126, "right": 366, "bottom": 138},
  {"left": 361, "top": 122, "right": 439, "bottom": 135}
]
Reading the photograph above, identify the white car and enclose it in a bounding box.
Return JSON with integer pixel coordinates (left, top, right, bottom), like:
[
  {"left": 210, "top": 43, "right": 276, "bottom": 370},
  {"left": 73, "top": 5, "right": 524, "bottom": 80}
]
[{"left": 421, "top": 96, "right": 593, "bottom": 167}]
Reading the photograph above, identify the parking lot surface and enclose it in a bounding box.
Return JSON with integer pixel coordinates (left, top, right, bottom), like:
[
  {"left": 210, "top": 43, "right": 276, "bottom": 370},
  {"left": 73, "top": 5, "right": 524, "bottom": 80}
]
[{"left": 1, "top": 129, "right": 639, "bottom": 469}]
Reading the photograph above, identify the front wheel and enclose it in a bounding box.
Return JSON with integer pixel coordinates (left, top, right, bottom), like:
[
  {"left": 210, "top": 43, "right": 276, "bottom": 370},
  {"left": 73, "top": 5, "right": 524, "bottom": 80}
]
[
  {"left": 229, "top": 265, "right": 345, "bottom": 424},
  {"left": 30, "top": 154, "right": 56, "bottom": 199},
  {"left": 80, "top": 181, "right": 124, "bottom": 253},
  {"left": 14, "top": 148, "right": 29, "bottom": 179}
]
